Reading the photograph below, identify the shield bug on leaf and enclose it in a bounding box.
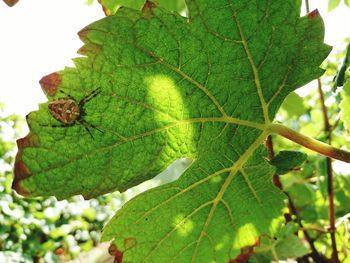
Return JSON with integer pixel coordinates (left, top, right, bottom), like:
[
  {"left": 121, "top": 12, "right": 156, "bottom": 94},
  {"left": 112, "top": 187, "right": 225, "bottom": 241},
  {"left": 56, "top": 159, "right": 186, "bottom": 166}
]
[{"left": 47, "top": 88, "right": 103, "bottom": 138}]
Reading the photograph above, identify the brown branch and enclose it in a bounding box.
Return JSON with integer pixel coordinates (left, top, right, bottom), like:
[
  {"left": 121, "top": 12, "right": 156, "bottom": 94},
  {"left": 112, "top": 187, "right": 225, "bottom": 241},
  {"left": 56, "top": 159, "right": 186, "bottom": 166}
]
[
  {"left": 305, "top": 0, "right": 310, "bottom": 13},
  {"left": 268, "top": 123, "right": 350, "bottom": 163},
  {"left": 318, "top": 79, "right": 331, "bottom": 132},
  {"left": 287, "top": 192, "right": 329, "bottom": 263},
  {"left": 317, "top": 79, "right": 340, "bottom": 263},
  {"left": 265, "top": 135, "right": 282, "bottom": 189},
  {"left": 265, "top": 136, "right": 326, "bottom": 262}
]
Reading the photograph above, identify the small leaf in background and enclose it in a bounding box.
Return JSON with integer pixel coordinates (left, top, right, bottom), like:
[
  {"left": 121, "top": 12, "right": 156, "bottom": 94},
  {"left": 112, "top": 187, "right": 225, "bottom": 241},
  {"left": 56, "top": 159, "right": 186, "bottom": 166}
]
[
  {"left": 287, "top": 183, "right": 316, "bottom": 208},
  {"left": 340, "top": 79, "right": 350, "bottom": 130},
  {"left": 253, "top": 223, "right": 309, "bottom": 261},
  {"left": 345, "top": 0, "right": 350, "bottom": 8},
  {"left": 97, "top": 0, "right": 144, "bottom": 15},
  {"left": 333, "top": 64, "right": 347, "bottom": 90},
  {"left": 85, "top": 0, "right": 95, "bottom": 6},
  {"left": 328, "top": 0, "right": 341, "bottom": 12},
  {"left": 280, "top": 92, "right": 307, "bottom": 117},
  {"left": 270, "top": 151, "right": 307, "bottom": 174},
  {"left": 332, "top": 43, "right": 350, "bottom": 91}
]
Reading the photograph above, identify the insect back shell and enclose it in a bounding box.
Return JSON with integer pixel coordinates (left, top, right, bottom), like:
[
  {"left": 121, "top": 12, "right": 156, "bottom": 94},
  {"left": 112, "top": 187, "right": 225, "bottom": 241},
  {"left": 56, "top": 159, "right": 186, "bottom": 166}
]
[{"left": 48, "top": 99, "right": 81, "bottom": 124}]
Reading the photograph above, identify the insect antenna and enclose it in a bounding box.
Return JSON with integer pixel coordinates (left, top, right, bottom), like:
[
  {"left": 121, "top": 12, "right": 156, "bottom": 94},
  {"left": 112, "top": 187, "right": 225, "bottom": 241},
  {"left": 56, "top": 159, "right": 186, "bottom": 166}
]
[{"left": 58, "top": 89, "right": 74, "bottom": 100}]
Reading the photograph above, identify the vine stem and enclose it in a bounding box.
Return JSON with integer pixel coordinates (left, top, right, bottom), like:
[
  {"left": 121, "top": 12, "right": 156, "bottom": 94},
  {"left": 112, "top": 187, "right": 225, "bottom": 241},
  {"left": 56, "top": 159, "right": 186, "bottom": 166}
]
[
  {"left": 304, "top": 0, "right": 339, "bottom": 260},
  {"left": 267, "top": 123, "right": 350, "bottom": 163},
  {"left": 265, "top": 136, "right": 282, "bottom": 189},
  {"left": 317, "top": 79, "right": 340, "bottom": 263},
  {"left": 305, "top": 0, "right": 310, "bottom": 13},
  {"left": 265, "top": 136, "right": 326, "bottom": 263}
]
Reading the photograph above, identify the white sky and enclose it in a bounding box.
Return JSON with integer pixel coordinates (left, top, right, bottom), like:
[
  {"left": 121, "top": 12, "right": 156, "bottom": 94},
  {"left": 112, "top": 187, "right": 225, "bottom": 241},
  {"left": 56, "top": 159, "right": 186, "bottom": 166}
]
[
  {"left": 0, "top": 0, "right": 350, "bottom": 117},
  {"left": 0, "top": 0, "right": 104, "bottom": 116}
]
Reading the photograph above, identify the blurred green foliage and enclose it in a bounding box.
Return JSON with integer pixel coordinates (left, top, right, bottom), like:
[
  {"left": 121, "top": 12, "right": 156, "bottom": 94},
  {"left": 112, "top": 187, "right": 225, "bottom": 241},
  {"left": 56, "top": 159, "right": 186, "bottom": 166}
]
[
  {"left": 328, "top": 0, "right": 350, "bottom": 11},
  {"left": 0, "top": 104, "right": 126, "bottom": 262},
  {"left": 272, "top": 40, "right": 350, "bottom": 262}
]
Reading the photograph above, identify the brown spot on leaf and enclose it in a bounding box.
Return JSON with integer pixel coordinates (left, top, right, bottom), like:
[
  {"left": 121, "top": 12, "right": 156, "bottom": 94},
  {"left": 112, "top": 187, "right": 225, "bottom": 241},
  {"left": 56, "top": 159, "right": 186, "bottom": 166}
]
[
  {"left": 13, "top": 160, "right": 30, "bottom": 181},
  {"left": 78, "top": 27, "right": 91, "bottom": 41},
  {"left": 12, "top": 161, "right": 31, "bottom": 196},
  {"left": 96, "top": 0, "right": 111, "bottom": 16},
  {"left": 12, "top": 134, "right": 39, "bottom": 196},
  {"left": 229, "top": 238, "right": 260, "bottom": 263},
  {"left": 108, "top": 244, "right": 123, "bottom": 263},
  {"left": 142, "top": 0, "right": 157, "bottom": 18},
  {"left": 77, "top": 44, "right": 102, "bottom": 56},
  {"left": 308, "top": 9, "right": 320, "bottom": 20},
  {"left": 124, "top": 237, "right": 137, "bottom": 250},
  {"left": 16, "top": 134, "right": 39, "bottom": 149},
  {"left": 3, "top": 0, "right": 19, "bottom": 7},
  {"left": 39, "top": 72, "right": 61, "bottom": 96}
]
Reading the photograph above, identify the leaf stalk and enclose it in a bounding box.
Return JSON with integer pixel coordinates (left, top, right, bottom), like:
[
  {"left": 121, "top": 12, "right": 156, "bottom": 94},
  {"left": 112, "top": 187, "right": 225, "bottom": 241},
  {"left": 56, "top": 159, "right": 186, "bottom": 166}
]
[{"left": 267, "top": 123, "right": 350, "bottom": 163}]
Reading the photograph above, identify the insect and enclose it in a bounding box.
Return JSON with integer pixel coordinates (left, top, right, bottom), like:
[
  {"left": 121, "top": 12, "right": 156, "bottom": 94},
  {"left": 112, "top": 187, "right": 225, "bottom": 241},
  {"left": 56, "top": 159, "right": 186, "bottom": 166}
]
[{"left": 47, "top": 88, "right": 103, "bottom": 138}]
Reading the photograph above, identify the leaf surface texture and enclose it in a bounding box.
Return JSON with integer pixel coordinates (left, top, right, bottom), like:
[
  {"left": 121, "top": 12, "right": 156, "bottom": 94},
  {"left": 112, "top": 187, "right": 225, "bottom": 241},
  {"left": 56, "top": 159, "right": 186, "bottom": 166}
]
[{"left": 14, "top": 0, "right": 331, "bottom": 261}]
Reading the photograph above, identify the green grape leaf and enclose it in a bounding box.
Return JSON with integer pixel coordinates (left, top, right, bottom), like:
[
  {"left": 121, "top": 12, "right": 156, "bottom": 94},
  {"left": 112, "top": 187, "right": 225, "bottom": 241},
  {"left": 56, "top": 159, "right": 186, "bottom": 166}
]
[
  {"left": 340, "top": 79, "right": 350, "bottom": 130},
  {"left": 13, "top": 0, "right": 331, "bottom": 261},
  {"left": 98, "top": 0, "right": 185, "bottom": 16},
  {"left": 254, "top": 223, "right": 309, "bottom": 261},
  {"left": 270, "top": 150, "right": 307, "bottom": 175},
  {"left": 332, "top": 43, "right": 350, "bottom": 91}
]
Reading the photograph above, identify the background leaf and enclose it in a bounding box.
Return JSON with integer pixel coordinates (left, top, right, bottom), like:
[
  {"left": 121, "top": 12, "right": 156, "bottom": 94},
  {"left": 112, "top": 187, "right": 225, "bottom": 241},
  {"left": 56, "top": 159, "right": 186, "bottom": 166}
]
[
  {"left": 280, "top": 92, "right": 307, "bottom": 118},
  {"left": 270, "top": 150, "right": 307, "bottom": 175},
  {"left": 345, "top": 0, "right": 350, "bottom": 8},
  {"left": 253, "top": 223, "right": 309, "bottom": 261},
  {"left": 328, "top": 0, "right": 341, "bottom": 12},
  {"left": 340, "top": 79, "right": 350, "bottom": 130}
]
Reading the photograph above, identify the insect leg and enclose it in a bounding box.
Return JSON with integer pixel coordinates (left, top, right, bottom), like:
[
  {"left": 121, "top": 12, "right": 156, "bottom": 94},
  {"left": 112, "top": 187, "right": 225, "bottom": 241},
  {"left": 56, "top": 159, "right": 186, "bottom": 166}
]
[
  {"left": 82, "top": 125, "right": 94, "bottom": 139},
  {"left": 78, "top": 119, "right": 105, "bottom": 139},
  {"left": 40, "top": 123, "right": 73, "bottom": 129},
  {"left": 80, "top": 119, "right": 104, "bottom": 133},
  {"left": 79, "top": 88, "right": 102, "bottom": 107}
]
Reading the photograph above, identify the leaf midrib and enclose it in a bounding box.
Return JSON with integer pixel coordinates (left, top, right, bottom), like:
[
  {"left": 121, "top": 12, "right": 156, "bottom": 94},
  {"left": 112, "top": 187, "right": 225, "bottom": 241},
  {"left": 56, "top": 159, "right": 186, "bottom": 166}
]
[
  {"left": 112, "top": 130, "right": 268, "bottom": 262},
  {"left": 101, "top": 131, "right": 268, "bottom": 262},
  {"left": 35, "top": 116, "right": 265, "bottom": 175}
]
